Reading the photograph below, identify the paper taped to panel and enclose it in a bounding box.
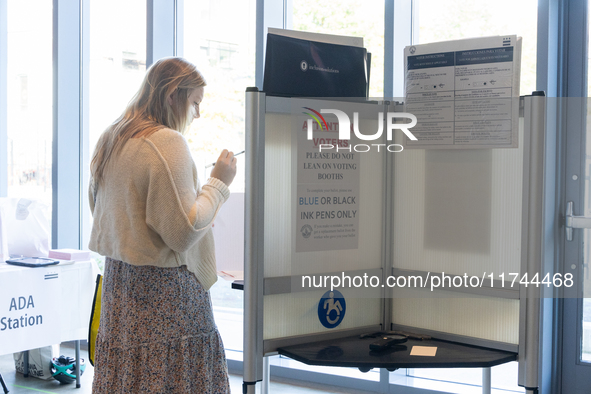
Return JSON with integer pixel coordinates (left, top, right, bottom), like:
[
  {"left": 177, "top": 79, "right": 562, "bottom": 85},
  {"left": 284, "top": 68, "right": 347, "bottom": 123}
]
[{"left": 263, "top": 99, "right": 386, "bottom": 278}]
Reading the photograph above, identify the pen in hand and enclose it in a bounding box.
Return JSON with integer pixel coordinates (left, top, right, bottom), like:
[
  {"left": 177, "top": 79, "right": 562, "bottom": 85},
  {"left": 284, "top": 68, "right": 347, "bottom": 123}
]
[{"left": 205, "top": 150, "right": 245, "bottom": 168}]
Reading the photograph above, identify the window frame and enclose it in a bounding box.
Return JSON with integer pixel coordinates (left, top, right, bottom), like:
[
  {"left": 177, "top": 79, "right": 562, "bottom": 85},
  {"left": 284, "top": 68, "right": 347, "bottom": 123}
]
[{"left": 0, "top": 0, "right": 7, "bottom": 198}]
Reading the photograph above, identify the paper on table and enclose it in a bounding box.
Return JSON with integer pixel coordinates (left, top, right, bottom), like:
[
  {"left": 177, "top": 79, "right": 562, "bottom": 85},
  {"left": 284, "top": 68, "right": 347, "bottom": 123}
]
[
  {"left": 218, "top": 270, "right": 244, "bottom": 281},
  {"left": 212, "top": 193, "right": 244, "bottom": 272},
  {"left": 410, "top": 346, "right": 438, "bottom": 357}
]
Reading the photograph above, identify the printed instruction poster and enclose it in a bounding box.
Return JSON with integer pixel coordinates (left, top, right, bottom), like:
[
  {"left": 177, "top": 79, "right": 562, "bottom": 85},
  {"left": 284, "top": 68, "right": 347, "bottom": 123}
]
[
  {"left": 293, "top": 108, "right": 361, "bottom": 253},
  {"left": 404, "top": 35, "right": 521, "bottom": 149}
]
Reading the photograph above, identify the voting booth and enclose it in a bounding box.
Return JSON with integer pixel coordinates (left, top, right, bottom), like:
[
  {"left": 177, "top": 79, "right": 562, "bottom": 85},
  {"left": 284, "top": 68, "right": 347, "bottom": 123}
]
[{"left": 244, "top": 32, "right": 548, "bottom": 394}]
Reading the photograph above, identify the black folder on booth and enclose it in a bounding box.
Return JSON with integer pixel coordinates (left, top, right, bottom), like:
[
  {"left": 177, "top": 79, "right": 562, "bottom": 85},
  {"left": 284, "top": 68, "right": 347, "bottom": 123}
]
[{"left": 263, "top": 33, "right": 369, "bottom": 98}]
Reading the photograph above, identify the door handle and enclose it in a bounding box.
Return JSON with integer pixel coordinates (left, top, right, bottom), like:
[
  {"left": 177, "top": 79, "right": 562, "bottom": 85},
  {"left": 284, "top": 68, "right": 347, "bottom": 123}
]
[{"left": 565, "top": 201, "right": 591, "bottom": 241}]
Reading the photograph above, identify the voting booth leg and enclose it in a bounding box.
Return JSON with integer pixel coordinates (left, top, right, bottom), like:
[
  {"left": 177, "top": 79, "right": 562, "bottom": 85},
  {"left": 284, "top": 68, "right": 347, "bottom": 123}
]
[
  {"left": 261, "top": 356, "right": 270, "bottom": 394},
  {"left": 518, "top": 93, "right": 547, "bottom": 393},
  {"left": 482, "top": 367, "right": 491, "bottom": 394},
  {"left": 0, "top": 373, "right": 8, "bottom": 393},
  {"left": 243, "top": 87, "right": 266, "bottom": 394},
  {"left": 75, "top": 340, "right": 81, "bottom": 388}
]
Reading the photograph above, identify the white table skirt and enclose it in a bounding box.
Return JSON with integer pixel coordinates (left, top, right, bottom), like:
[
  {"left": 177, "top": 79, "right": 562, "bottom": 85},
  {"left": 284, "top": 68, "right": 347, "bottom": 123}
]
[{"left": 0, "top": 260, "right": 101, "bottom": 355}]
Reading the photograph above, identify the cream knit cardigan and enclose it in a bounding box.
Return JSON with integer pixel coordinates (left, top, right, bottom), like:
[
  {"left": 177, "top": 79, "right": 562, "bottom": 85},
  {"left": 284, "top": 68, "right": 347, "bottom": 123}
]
[{"left": 88, "top": 128, "right": 230, "bottom": 290}]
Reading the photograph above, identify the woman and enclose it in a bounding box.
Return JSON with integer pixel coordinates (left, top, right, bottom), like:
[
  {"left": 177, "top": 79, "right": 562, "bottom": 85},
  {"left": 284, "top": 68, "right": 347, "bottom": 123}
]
[{"left": 89, "top": 57, "right": 236, "bottom": 393}]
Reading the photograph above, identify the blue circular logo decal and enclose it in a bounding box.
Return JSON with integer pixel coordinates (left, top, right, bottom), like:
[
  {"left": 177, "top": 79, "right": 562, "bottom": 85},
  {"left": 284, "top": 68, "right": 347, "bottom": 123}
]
[{"left": 318, "top": 290, "right": 346, "bottom": 329}]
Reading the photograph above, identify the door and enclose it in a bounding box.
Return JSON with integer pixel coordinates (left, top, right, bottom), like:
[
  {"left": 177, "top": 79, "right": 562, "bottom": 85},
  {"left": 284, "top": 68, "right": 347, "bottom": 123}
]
[{"left": 561, "top": 1, "right": 591, "bottom": 392}]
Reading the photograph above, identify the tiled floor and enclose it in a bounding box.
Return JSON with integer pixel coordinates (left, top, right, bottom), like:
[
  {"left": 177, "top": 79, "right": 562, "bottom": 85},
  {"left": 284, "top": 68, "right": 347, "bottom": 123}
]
[{"left": 0, "top": 343, "right": 362, "bottom": 394}]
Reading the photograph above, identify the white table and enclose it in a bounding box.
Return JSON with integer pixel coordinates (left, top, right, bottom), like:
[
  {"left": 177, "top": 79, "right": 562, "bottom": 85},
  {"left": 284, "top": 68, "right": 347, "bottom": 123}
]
[{"left": 0, "top": 259, "right": 100, "bottom": 389}]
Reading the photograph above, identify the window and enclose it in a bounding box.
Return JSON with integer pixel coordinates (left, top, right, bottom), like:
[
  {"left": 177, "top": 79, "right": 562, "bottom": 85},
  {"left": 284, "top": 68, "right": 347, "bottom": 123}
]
[
  {"left": 5, "top": 0, "right": 53, "bottom": 221},
  {"left": 88, "top": 0, "right": 146, "bottom": 151},
  {"left": 184, "top": 0, "right": 256, "bottom": 353},
  {"left": 292, "top": 0, "right": 385, "bottom": 97},
  {"left": 86, "top": 0, "right": 147, "bottom": 269},
  {"left": 183, "top": 0, "right": 255, "bottom": 194},
  {"left": 416, "top": 0, "right": 537, "bottom": 96}
]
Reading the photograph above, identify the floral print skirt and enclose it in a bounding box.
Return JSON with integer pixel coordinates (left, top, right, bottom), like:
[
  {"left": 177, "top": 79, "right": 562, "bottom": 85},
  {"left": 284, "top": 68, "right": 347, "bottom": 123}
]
[{"left": 92, "top": 258, "right": 230, "bottom": 393}]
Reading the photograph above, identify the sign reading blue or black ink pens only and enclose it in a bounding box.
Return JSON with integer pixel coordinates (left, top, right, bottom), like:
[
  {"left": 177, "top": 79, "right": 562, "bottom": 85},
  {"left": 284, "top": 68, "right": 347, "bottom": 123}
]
[{"left": 318, "top": 290, "right": 346, "bottom": 329}]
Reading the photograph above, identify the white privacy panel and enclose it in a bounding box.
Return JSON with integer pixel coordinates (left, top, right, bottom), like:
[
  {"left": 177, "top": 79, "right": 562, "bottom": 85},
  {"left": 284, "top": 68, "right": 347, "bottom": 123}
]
[
  {"left": 263, "top": 101, "right": 385, "bottom": 278},
  {"left": 263, "top": 113, "right": 293, "bottom": 278},
  {"left": 264, "top": 291, "right": 381, "bottom": 340},
  {"left": 392, "top": 118, "right": 524, "bottom": 277},
  {"left": 391, "top": 290, "right": 520, "bottom": 344},
  {"left": 390, "top": 116, "right": 524, "bottom": 346},
  {"left": 261, "top": 98, "right": 386, "bottom": 345}
]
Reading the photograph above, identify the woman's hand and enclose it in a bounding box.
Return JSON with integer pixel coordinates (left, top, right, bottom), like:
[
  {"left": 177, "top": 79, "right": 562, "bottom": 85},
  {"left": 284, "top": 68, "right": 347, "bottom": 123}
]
[{"left": 210, "top": 149, "right": 237, "bottom": 187}]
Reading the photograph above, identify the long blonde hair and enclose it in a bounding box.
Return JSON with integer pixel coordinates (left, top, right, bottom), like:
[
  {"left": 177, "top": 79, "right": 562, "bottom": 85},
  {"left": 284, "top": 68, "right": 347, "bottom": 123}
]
[{"left": 90, "top": 57, "right": 206, "bottom": 185}]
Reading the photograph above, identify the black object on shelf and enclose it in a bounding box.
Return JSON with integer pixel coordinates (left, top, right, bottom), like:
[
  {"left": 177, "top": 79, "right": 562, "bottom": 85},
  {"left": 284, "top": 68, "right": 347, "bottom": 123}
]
[
  {"left": 231, "top": 280, "right": 244, "bottom": 290},
  {"left": 369, "top": 334, "right": 408, "bottom": 351}
]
